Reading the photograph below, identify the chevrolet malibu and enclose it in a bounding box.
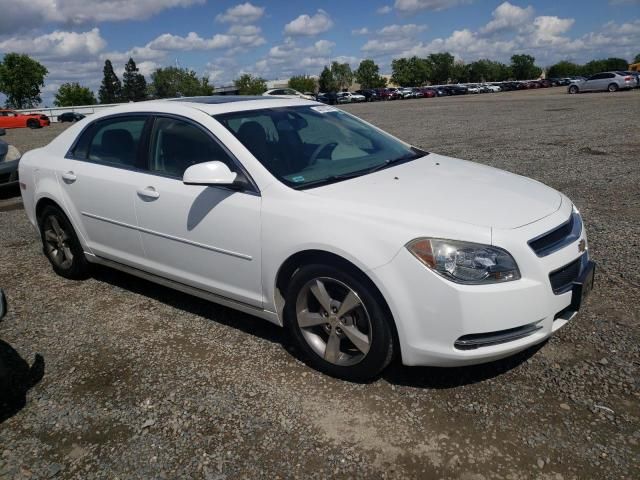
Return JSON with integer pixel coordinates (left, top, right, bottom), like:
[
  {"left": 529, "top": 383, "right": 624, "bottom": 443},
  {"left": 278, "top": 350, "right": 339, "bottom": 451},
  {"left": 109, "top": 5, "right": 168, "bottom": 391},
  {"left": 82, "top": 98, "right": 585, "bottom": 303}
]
[{"left": 19, "top": 96, "right": 595, "bottom": 381}]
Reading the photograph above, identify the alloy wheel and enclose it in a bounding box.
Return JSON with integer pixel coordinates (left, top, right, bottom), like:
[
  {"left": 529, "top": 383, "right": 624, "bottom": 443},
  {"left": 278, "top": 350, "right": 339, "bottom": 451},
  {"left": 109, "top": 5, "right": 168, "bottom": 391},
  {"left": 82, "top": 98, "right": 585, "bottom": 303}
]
[
  {"left": 43, "top": 215, "right": 74, "bottom": 269},
  {"left": 295, "top": 277, "right": 372, "bottom": 366}
]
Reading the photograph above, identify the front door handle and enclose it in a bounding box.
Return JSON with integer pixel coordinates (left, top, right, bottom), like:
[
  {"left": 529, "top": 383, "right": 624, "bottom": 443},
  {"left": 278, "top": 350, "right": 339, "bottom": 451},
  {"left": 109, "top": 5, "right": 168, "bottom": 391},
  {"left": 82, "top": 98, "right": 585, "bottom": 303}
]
[
  {"left": 137, "top": 186, "right": 160, "bottom": 200},
  {"left": 61, "top": 171, "right": 77, "bottom": 183}
]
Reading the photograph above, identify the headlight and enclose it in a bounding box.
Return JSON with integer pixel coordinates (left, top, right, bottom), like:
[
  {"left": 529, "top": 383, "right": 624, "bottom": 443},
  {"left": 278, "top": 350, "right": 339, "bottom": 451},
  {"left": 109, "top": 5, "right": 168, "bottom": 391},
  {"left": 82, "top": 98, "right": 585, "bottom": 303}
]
[{"left": 406, "top": 238, "right": 521, "bottom": 284}]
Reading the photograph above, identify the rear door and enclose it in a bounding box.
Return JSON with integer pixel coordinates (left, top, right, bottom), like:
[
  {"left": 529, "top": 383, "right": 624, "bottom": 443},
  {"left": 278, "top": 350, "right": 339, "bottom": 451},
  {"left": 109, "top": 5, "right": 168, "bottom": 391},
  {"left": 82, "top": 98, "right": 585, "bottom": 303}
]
[{"left": 58, "top": 114, "right": 150, "bottom": 267}]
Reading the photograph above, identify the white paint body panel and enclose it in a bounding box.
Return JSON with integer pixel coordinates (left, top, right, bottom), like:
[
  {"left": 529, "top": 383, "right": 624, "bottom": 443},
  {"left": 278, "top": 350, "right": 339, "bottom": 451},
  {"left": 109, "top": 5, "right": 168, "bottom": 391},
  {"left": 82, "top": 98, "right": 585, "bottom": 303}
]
[{"left": 19, "top": 98, "right": 591, "bottom": 367}]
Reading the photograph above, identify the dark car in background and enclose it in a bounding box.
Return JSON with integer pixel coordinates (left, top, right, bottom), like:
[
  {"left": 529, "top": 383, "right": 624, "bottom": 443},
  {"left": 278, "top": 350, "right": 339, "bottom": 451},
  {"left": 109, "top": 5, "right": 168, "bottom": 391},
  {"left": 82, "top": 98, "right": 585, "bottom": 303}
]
[
  {"left": 58, "top": 112, "right": 86, "bottom": 123},
  {"left": 316, "top": 92, "right": 338, "bottom": 105},
  {"left": 0, "top": 128, "right": 21, "bottom": 190},
  {"left": 443, "top": 85, "right": 468, "bottom": 95},
  {"left": 355, "top": 89, "right": 379, "bottom": 101}
]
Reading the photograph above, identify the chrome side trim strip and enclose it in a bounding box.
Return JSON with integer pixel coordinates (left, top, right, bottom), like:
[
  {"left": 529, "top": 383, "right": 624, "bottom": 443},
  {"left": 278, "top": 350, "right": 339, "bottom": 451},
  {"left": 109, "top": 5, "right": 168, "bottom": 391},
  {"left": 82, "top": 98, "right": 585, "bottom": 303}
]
[
  {"left": 81, "top": 211, "right": 252, "bottom": 261},
  {"left": 86, "top": 253, "right": 281, "bottom": 326}
]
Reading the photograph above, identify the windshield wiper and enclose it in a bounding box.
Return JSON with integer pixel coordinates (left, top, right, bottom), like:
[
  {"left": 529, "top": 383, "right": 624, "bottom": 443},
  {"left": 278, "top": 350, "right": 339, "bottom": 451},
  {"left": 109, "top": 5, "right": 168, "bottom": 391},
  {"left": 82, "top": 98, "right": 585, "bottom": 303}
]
[
  {"left": 290, "top": 171, "right": 365, "bottom": 190},
  {"left": 365, "top": 148, "right": 427, "bottom": 175}
]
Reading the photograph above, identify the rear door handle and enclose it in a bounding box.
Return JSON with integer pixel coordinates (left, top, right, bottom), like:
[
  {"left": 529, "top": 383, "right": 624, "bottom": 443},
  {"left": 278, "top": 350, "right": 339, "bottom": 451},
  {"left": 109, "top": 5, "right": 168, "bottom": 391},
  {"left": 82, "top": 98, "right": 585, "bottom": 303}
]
[
  {"left": 61, "top": 171, "right": 77, "bottom": 183},
  {"left": 137, "top": 186, "right": 160, "bottom": 200}
]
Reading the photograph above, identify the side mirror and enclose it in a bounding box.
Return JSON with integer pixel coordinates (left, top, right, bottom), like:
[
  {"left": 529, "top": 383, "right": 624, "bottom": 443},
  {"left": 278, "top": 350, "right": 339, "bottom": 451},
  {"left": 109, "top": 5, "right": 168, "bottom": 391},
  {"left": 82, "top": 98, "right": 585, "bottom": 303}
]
[
  {"left": 183, "top": 161, "right": 238, "bottom": 187},
  {"left": 0, "top": 128, "right": 5, "bottom": 137},
  {"left": 0, "top": 289, "right": 7, "bottom": 320}
]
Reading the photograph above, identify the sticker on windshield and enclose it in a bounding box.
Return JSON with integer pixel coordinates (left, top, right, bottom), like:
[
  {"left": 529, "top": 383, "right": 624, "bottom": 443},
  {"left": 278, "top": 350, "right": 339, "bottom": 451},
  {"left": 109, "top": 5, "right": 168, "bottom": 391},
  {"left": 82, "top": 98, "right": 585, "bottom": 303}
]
[
  {"left": 311, "top": 105, "right": 338, "bottom": 114},
  {"left": 291, "top": 176, "right": 306, "bottom": 182}
]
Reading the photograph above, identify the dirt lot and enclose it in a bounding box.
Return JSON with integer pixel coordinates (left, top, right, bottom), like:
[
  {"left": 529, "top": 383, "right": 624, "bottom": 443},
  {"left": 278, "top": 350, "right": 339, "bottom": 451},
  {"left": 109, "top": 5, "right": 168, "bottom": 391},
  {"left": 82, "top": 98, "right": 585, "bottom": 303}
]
[{"left": 0, "top": 88, "right": 638, "bottom": 479}]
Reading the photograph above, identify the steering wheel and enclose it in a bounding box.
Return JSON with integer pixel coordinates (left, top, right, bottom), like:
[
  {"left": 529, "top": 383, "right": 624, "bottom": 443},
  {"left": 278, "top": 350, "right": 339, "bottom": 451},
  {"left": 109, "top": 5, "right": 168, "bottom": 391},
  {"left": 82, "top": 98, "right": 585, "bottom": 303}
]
[{"left": 308, "top": 142, "right": 338, "bottom": 166}]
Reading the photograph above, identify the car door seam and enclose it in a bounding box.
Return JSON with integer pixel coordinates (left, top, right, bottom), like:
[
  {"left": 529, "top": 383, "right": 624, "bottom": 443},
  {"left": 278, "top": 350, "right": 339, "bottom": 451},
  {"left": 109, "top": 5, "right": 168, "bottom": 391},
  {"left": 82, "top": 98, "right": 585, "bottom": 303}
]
[{"left": 81, "top": 211, "right": 252, "bottom": 261}]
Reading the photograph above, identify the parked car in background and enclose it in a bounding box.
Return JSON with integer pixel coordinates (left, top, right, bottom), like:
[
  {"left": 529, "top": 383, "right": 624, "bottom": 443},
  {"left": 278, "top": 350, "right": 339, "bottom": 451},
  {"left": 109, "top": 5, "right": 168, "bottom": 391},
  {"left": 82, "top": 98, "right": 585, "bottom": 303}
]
[
  {"left": 0, "top": 110, "right": 50, "bottom": 129},
  {"left": 58, "top": 112, "right": 86, "bottom": 123},
  {"left": 374, "top": 88, "right": 401, "bottom": 100},
  {"left": 335, "top": 92, "right": 354, "bottom": 104},
  {"left": 316, "top": 92, "right": 338, "bottom": 105},
  {"left": 568, "top": 71, "right": 636, "bottom": 93},
  {"left": 483, "top": 84, "right": 501, "bottom": 92},
  {"left": 355, "top": 89, "right": 379, "bottom": 102},
  {"left": 466, "top": 84, "right": 481, "bottom": 94},
  {"left": 0, "top": 128, "right": 21, "bottom": 190},
  {"left": 419, "top": 88, "right": 436, "bottom": 98},
  {"left": 443, "top": 85, "right": 468, "bottom": 95},
  {"left": 618, "top": 71, "right": 640, "bottom": 88},
  {"left": 344, "top": 92, "right": 366, "bottom": 103},
  {"left": 263, "top": 88, "right": 314, "bottom": 100}
]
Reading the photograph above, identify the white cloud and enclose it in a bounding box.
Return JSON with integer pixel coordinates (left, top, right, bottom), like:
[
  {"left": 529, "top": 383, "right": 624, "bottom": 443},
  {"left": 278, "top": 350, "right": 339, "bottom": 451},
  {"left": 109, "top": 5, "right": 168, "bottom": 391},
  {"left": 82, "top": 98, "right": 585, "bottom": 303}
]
[
  {"left": 377, "top": 5, "right": 393, "bottom": 14},
  {"left": 284, "top": 9, "right": 334, "bottom": 36},
  {"left": 378, "top": 24, "right": 427, "bottom": 36},
  {"left": 362, "top": 37, "right": 416, "bottom": 54},
  {"left": 480, "top": 2, "right": 534, "bottom": 35},
  {"left": 394, "top": 0, "right": 471, "bottom": 13},
  {"left": 0, "top": 28, "right": 106, "bottom": 59},
  {"left": 140, "top": 26, "right": 265, "bottom": 52},
  {"left": 215, "top": 2, "right": 265, "bottom": 24},
  {"left": 352, "top": 27, "right": 370, "bottom": 35},
  {"left": 0, "top": 0, "right": 204, "bottom": 32}
]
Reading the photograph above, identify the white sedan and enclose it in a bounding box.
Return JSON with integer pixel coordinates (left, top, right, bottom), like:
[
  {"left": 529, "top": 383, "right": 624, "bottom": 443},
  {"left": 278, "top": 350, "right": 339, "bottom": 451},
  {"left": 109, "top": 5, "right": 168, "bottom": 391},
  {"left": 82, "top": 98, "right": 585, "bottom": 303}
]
[
  {"left": 19, "top": 96, "right": 595, "bottom": 381},
  {"left": 263, "top": 88, "right": 314, "bottom": 100}
]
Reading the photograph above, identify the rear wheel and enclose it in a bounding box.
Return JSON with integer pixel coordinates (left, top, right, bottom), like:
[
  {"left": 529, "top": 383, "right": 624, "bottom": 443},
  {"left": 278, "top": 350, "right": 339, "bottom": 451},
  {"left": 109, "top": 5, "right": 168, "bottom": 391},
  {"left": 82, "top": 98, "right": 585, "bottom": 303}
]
[
  {"left": 38, "top": 205, "right": 90, "bottom": 279},
  {"left": 568, "top": 85, "right": 579, "bottom": 94},
  {"left": 286, "top": 264, "right": 394, "bottom": 381},
  {"left": 608, "top": 83, "right": 618, "bottom": 92},
  {"left": 27, "top": 119, "right": 39, "bottom": 129}
]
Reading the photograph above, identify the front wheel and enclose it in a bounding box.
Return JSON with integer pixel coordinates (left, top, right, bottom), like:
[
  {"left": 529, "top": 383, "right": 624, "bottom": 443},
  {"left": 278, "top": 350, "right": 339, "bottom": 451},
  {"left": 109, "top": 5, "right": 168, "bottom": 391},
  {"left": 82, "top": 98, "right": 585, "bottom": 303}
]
[
  {"left": 27, "top": 119, "right": 39, "bottom": 129},
  {"left": 608, "top": 83, "right": 618, "bottom": 92},
  {"left": 38, "top": 205, "right": 90, "bottom": 279},
  {"left": 286, "top": 265, "right": 394, "bottom": 381},
  {"left": 568, "top": 85, "right": 579, "bottom": 94}
]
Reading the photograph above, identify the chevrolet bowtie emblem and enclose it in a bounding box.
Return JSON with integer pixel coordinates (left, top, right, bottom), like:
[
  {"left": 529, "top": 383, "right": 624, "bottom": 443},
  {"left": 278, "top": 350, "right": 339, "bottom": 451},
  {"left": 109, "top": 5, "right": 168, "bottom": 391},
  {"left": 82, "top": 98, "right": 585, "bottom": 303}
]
[{"left": 578, "top": 239, "right": 587, "bottom": 252}]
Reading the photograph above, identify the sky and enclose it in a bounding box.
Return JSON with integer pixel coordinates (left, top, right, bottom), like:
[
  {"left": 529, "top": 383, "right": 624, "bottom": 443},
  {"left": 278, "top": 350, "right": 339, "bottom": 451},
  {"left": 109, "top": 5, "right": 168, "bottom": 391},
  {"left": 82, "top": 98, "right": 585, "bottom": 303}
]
[{"left": 0, "top": 0, "right": 639, "bottom": 106}]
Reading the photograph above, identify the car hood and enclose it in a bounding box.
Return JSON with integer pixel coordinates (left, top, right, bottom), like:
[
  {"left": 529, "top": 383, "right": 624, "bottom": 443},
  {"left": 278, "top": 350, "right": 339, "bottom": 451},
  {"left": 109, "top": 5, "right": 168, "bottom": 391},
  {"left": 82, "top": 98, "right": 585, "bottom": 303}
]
[{"left": 306, "top": 154, "right": 562, "bottom": 230}]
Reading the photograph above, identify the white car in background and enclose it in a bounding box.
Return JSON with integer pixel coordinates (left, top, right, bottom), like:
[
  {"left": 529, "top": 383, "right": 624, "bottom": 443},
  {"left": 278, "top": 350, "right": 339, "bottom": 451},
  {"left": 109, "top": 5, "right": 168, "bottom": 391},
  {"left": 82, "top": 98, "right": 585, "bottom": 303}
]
[
  {"left": 466, "top": 84, "right": 481, "bottom": 94},
  {"left": 263, "top": 88, "right": 314, "bottom": 100},
  {"left": 19, "top": 96, "right": 595, "bottom": 381}
]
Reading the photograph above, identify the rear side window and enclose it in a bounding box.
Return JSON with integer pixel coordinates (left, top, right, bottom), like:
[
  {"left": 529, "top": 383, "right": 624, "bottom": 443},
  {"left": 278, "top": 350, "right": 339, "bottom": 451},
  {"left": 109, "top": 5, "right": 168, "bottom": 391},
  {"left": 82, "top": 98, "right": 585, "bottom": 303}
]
[{"left": 88, "top": 118, "right": 146, "bottom": 167}]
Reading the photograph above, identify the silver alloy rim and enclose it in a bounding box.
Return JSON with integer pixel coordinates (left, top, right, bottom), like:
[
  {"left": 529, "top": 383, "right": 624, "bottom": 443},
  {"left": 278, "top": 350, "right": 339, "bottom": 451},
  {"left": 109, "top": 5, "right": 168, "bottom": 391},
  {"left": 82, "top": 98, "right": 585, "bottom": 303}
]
[
  {"left": 295, "top": 277, "right": 372, "bottom": 366},
  {"left": 43, "top": 215, "right": 74, "bottom": 269}
]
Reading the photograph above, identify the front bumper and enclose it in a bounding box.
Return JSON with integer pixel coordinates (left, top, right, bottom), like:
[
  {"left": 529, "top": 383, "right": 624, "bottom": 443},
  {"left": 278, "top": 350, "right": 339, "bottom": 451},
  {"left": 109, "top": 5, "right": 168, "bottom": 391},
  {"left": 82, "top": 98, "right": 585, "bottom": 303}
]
[{"left": 370, "top": 200, "right": 593, "bottom": 367}]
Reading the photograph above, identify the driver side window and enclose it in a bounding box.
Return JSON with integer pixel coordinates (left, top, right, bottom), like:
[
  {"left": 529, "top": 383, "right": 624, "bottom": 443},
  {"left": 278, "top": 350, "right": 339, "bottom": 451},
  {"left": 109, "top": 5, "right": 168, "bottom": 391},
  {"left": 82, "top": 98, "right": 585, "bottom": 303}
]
[{"left": 149, "top": 117, "right": 235, "bottom": 178}]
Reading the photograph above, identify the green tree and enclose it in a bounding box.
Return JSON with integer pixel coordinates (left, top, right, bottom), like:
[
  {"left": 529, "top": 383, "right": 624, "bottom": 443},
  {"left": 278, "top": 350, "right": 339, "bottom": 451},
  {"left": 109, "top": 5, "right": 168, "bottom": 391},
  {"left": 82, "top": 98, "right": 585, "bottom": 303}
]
[
  {"left": 510, "top": 54, "right": 541, "bottom": 80},
  {"left": 98, "top": 59, "right": 122, "bottom": 104},
  {"left": 331, "top": 61, "right": 353, "bottom": 91},
  {"left": 53, "top": 82, "right": 96, "bottom": 107},
  {"left": 149, "top": 67, "right": 213, "bottom": 98},
  {"left": 391, "top": 56, "right": 430, "bottom": 86},
  {"left": 122, "top": 58, "right": 147, "bottom": 102},
  {"left": 234, "top": 74, "right": 267, "bottom": 95},
  {"left": 288, "top": 75, "right": 316, "bottom": 93},
  {"left": 581, "top": 57, "right": 628, "bottom": 75},
  {"left": 427, "top": 52, "right": 455, "bottom": 84},
  {"left": 450, "top": 60, "right": 470, "bottom": 83},
  {"left": 318, "top": 66, "right": 336, "bottom": 92},
  {"left": 467, "top": 59, "right": 510, "bottom": 82},
  {"left": 355, "top": 59, "right": 386, "bottom": 89},
  {"left": 634, "top": 54, "right": 640, "bottom": 64},
  {"left": 546, "top": 60, "right": 581, "bottom": 78},
  {"left": 0, "top": 53, "right": 48, "bottom": 108}
]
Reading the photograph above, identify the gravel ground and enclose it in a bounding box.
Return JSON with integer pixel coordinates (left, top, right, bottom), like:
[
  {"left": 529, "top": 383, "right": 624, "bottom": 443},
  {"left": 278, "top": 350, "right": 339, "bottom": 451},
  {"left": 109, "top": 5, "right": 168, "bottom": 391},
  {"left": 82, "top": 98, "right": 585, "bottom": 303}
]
[{"left": 0, "top": 88, "right": 638, "bottom": 479}]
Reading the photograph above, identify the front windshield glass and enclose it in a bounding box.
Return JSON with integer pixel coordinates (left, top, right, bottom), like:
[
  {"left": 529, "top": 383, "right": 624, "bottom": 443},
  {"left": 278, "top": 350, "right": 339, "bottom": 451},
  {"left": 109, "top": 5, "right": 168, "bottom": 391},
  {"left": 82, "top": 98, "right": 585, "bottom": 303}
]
[{"left": 214, "top": 105, "right": 426, "bottom": 189}]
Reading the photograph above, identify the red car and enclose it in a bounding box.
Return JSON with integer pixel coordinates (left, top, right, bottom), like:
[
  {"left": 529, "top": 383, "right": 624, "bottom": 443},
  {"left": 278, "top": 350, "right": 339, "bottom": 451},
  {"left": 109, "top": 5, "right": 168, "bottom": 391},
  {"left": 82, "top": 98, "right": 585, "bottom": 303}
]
[
  {"left": 418, "top": 87, "right": 436, "bottom": 98},
  {"left": 0, "top": 110, "right": 50, "bottom": 129}
]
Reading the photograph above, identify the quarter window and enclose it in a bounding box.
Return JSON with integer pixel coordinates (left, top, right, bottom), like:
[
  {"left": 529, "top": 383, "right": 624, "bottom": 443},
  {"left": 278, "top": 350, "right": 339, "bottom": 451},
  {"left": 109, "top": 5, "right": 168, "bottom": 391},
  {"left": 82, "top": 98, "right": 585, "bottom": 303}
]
[
  {"left": 86, "top": 117, "right": 146, "bottom": 167},
  {"left": 148, "top": 117, "right": 234, "bottom": 178}
]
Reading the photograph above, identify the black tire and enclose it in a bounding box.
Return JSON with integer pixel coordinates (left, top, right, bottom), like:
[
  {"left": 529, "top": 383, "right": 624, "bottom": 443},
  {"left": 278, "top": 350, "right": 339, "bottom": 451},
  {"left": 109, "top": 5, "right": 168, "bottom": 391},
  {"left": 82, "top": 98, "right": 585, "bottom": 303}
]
[
  {"left": 285, "top": 264, "right": 394, "bottom": 381},
  {"left": 27, "top": 119, "right": 39, "bottom": 129},
  {"left": 568, "top": 85, "right": 579, "bottom": 94},
  {"left": 607, "top": 83, "right": 618, "bottom": 92},
  {"left": 38, "top": 205, "right": 90, "bottom": 280}
]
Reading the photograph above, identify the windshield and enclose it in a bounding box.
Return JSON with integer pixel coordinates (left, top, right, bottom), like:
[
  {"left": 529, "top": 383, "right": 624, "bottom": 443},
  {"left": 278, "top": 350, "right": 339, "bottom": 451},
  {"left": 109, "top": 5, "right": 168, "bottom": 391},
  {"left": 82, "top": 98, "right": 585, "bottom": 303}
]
[{"left": 214, "top": 105, "right": 425, "bottom": 189}]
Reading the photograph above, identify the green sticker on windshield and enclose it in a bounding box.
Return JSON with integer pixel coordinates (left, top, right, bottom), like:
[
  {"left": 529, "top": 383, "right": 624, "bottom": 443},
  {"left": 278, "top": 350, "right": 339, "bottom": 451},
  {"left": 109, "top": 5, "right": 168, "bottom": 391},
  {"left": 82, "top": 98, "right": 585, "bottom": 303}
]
[{"left": 291, "top": 176, "right": 305, "bottom": 182}]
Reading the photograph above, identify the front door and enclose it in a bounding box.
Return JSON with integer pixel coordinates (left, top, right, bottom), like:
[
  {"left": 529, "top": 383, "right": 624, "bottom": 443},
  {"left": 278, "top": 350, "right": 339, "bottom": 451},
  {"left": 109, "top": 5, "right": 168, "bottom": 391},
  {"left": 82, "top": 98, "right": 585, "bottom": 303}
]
[{"left": 134, "top": 116, "right": 263, "bottom": 307}]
